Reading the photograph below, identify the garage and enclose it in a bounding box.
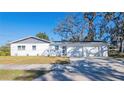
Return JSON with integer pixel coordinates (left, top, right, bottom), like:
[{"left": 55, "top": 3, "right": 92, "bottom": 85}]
[
  {"left": 64, "top": 41, "right": 108, "bottom": 57},
  {"left": 50, "top": 41, "right": 108, "bottom": 57}
]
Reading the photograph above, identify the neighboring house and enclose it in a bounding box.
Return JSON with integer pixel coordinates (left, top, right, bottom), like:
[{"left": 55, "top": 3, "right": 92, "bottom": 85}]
[{"left": 10, "top": 36, "right": 108, "bottom": 57}]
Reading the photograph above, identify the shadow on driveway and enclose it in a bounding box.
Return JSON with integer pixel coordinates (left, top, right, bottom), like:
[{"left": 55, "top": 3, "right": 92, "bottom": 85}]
[{"left": 14, "top": 58, "right": 124, "bottom": 81}]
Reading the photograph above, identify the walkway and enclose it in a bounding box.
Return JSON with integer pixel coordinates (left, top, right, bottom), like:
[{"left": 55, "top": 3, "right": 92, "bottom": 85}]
[{"left": 0, "top": 64, "right": 51, "bottom": 70}]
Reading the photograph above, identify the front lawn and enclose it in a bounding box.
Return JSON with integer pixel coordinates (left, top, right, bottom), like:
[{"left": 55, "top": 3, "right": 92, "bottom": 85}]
[
  {"left": 0, "top": 70, "right": 50, "bottom": 80},
  {"left": 0, "top": 56, "right": 69, "bottom": 64}
]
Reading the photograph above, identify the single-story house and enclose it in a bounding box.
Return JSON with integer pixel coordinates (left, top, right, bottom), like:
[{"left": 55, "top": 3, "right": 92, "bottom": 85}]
[{"left": 10, "top": 36, "right": 108, "bottom": 57}]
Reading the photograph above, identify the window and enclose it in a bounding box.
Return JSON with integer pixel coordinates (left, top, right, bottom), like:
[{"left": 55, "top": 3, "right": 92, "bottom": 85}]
[
  {"left": 32, "top": 45, "right": 36, "bottom": 50},
  {"left": 22, "top": 46, "right": 25, "bottom": 50},
  {"left": 18, "top": 46, "right": 25, "bottom": 50},
  {"left": 55, "top": 45, "right": 59, "bottom": 50},
  {"left": 18, "top": 46, "right": 21, "bottom": 50}
]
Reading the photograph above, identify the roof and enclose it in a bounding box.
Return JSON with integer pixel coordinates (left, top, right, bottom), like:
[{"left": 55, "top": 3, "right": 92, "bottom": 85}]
[
  {"left": 51, "top": 40, "right": 108, "bottom": 46},
  {"left": 53, "top": 41, "right": 105, "bottom": 43},
  {"left": 10, "top": 36, "right": 107, "bottom": 45},
  {"left": 10, "top": 36, "right": 51, "bottom": 44}
]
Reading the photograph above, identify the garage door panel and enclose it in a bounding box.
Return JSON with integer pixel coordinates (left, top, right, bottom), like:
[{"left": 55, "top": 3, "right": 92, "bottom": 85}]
[
  {"left": 83, "top": 47, "right": 99, "bottom": 57},
  {"left": 67, "top": 47, "right": 82, "bottom": 57}
]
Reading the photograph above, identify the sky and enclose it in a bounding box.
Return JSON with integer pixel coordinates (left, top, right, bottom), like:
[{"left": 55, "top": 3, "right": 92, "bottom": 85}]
[{"left": 0, "top": 12, "right": 72, "bottom": 45}]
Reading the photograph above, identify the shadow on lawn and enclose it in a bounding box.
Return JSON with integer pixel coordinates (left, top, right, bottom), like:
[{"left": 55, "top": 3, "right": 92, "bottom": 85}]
[
  {"left": 14, "top": 70, "right": 50, "bottom": 81},
  {"left": 13, "top": 60, "right": 69, "bottom": 81}
]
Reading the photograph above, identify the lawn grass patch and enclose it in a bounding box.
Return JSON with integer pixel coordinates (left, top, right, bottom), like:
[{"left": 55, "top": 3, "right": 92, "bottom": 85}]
[
  {"left": 0, "top": 70, "right": 50, "bottom": 80},
  {"left": 0, "top": 56, "right": 69, "bottom": 64}
]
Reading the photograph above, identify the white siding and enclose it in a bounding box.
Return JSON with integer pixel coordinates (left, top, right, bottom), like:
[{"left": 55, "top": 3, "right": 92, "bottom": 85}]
[
  {"left": 11, "top": 43, "right": 50, "bottom": 56},
  {"left": 10, "top": 38, "right": 108, "bottom": 57},
  {"left": 100, "top": 46, "right": 108, "bottom": 57}
]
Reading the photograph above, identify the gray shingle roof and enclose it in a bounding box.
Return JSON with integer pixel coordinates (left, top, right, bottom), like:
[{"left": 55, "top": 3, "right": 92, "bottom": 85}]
[{"left": 10, "top": 36, "right": 51, "bottom": 44}]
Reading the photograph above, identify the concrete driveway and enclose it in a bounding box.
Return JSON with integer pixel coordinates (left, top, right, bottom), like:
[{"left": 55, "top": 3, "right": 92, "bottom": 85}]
[
  {"left": 0, "top": 57, "right": 124, "bottom": 81},
  {"left": 34, "top": 57, "right": 124, "bottom": 81}
]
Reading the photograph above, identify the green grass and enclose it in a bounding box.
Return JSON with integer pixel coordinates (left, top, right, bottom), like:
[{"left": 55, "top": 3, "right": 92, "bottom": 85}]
[
  {"left": 0, "top": 70, "right": 50, "bottom": 80},
  {"left": 0, "top": 56, "right": 69, "bottom": 64},
  {"left": 0, "top": 56, "right": 69, "bottom": 80}
]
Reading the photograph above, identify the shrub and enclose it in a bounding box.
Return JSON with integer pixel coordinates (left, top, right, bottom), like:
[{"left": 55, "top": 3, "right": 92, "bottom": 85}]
[{"left": 0, "top": 51, "right": 10, "bottom": 56}]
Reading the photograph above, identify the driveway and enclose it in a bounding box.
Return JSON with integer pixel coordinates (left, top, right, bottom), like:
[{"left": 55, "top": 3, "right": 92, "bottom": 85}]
[
  {"left": 0, "top": 57, "right": 124, "bottom": 81},
  {"left": 34, "top": 57, "right": 124, "bottom": 81}
]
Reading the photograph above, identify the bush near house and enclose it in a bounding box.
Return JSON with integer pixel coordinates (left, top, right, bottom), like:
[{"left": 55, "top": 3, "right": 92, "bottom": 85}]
[{"left": 109, "top": 47, "right": 124, "bottom": 58}]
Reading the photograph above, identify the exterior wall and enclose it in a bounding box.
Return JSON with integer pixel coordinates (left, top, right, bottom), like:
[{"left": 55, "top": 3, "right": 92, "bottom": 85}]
[
  {"left": 11, "top": 43, "right": 50, "bottom": 56},
  {"left": 10, "top": 40, "right": 108, "bottom": 57}
]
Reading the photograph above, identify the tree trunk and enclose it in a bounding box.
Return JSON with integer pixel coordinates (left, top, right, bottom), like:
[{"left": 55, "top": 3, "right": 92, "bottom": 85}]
[{"left": 119, "top": 39, "right": 123, "bottom": 52}]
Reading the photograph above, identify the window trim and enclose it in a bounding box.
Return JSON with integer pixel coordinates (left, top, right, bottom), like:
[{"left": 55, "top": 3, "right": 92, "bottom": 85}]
[{"left": 17, "top": 45, "right": 26, "bottom": 51}]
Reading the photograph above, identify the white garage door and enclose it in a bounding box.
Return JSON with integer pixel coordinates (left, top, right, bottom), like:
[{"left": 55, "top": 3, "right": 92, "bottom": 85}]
[
  {"left": 67, "top": 46, "right": 82, "bottom": 57},
  {"left": 83, "top": 47, "right": 99, "bottom": 57}
]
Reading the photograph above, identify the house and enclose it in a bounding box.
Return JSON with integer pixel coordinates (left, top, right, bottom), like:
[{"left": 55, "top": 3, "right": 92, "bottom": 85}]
[{"left": 10, "top": 36, "right": 108, "bottom": 57}]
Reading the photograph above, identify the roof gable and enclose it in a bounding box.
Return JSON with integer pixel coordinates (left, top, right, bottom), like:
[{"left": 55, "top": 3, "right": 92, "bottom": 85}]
[{"left": 10, "top": 36, "right": 50, "bottom": 44}]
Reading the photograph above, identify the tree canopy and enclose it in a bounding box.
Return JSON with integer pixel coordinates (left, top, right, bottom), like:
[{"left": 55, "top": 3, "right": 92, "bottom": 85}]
[
  {"left": 54, "top": 12, "right": 124, "bottom": 42},
  {"left": 36, "top": 32, "right": 49, "bottom": 40},
  {"left": 54, "top": 12, "right": 124, "bottom": 52},
  {"left": 54, "top": 13, "right": 103, "bottom": 41}
]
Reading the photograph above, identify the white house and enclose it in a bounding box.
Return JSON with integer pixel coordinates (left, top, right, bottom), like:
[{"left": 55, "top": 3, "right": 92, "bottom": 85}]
[{"left": 10, "top": 36, "right": 108, "bottom": 57}]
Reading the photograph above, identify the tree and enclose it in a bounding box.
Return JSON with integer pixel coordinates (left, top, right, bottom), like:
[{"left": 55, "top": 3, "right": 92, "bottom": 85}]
[
  {"left": 54, "top": 14, "right": 85, "bottom": 41},
  {"left": 36, "top": 32, "right": 49, "bottom": 40},
  {"left": 54, "top": 13, "right": 102, "bottom": 41},
  {"left": 54, "top": 12, "right": 124, "bottom": 53},
  {"left": 83, "top": 12, "right": 99, "bottom": 41},
  {"left": 102, "top": 12, "right": 124, "bottom": 52},
  {"left": 0, "top": 44, "right": 10, "bottom": 56}
]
